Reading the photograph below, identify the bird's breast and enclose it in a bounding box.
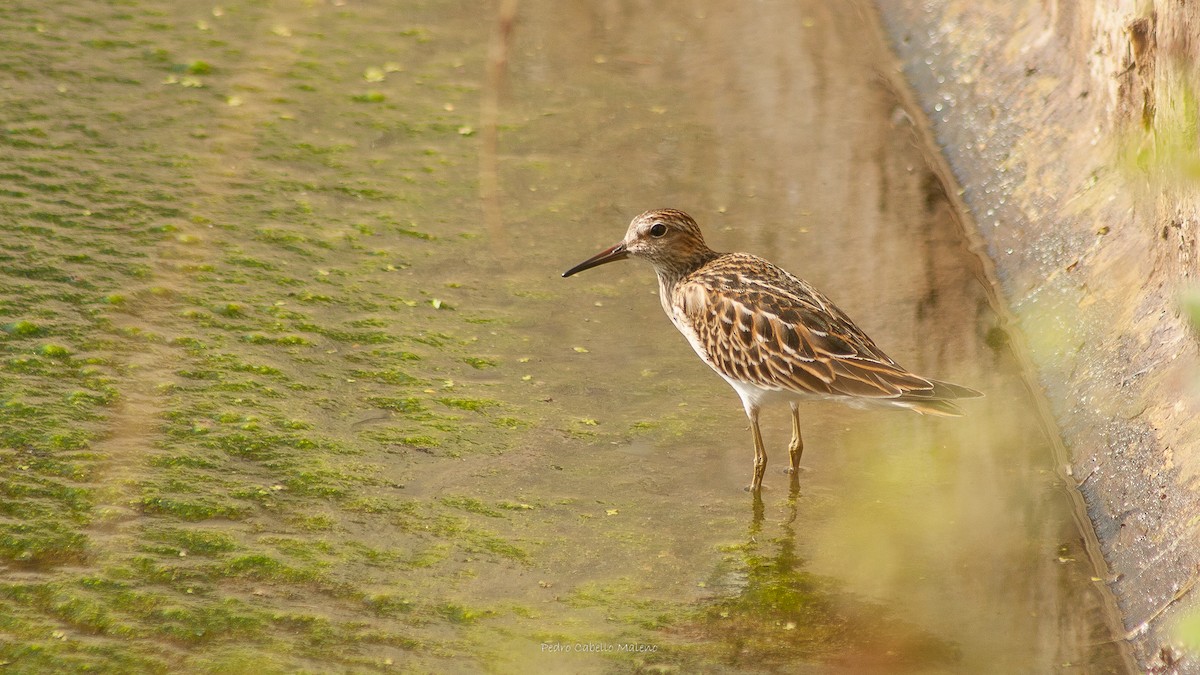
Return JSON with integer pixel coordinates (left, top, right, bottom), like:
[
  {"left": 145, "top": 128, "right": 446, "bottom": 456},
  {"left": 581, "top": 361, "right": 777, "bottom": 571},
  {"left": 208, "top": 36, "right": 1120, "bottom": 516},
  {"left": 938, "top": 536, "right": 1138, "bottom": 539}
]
[{"left": 662, "top": 290, "right": 720, "bottom": 370}]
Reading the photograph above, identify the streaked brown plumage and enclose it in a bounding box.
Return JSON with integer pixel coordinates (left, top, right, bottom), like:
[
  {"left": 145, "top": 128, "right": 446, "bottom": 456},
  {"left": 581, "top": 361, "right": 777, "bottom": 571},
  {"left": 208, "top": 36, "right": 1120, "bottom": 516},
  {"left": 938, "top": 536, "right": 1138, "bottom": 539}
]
[{"left": 563, "top": 208, "right": 981, "bottom": 491}]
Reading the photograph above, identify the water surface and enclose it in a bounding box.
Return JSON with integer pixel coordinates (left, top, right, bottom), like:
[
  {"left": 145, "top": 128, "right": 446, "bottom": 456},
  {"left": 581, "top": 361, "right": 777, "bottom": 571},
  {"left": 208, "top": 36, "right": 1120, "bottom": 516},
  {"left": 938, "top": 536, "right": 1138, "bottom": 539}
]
[{"left": 0, "top": 0, "right": 1131, "bottom": 672}]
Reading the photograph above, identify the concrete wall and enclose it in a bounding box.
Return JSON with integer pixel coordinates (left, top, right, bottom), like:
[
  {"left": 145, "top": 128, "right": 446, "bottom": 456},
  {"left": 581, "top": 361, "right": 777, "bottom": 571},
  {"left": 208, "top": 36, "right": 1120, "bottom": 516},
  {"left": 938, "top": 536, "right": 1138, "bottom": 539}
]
[{"left": 877, "top": 1, "right": 1200, "bottom": 670}]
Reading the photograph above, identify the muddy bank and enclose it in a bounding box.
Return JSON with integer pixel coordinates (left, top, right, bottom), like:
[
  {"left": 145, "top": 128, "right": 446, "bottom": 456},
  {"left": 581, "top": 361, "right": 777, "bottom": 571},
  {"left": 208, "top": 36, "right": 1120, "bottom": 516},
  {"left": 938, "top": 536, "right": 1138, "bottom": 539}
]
[{"left": 878, "top": 1, "right": 1200, "bottom": 669}]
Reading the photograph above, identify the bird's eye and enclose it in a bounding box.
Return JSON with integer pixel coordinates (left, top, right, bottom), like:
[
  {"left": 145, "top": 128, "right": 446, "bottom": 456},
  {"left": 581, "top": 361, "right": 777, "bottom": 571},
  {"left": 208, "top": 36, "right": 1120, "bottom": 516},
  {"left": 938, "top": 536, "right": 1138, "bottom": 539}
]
[{"left": 649, "top": 223, "right": 668, "bottom": 237}]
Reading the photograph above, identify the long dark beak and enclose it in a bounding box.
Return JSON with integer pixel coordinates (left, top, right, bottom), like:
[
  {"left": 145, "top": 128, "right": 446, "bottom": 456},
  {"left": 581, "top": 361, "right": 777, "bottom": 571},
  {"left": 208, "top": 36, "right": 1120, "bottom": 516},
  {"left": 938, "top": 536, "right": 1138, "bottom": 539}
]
[{"left": 561, "top": 242, "right": 628, "bottom": 278}]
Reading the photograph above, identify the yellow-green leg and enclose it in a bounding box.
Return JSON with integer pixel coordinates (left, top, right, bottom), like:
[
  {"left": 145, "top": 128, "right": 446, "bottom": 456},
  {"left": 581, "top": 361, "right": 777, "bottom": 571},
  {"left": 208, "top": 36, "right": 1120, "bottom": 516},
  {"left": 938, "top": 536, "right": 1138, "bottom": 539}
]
[
  {"left": 748, "top": 406, "right": 767, "bottom": 492},
  {"left": 786, "top": 402, "right": 804, "bottom": 474}
]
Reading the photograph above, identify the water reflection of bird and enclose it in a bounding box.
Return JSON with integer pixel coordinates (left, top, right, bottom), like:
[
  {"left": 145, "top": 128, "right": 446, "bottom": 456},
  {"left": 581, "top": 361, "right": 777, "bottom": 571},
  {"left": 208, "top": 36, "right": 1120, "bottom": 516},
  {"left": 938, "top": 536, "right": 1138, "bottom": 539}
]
[{"left": 563, "top": 209, "right": 981, "bottom": 491}]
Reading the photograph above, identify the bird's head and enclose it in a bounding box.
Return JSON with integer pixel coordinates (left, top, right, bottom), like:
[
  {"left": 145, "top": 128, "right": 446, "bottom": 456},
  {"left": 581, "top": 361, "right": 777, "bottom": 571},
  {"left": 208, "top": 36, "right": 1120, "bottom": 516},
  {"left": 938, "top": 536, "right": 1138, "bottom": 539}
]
[{"left": 562, "top": 209, "right": 713, "bottom": 279}]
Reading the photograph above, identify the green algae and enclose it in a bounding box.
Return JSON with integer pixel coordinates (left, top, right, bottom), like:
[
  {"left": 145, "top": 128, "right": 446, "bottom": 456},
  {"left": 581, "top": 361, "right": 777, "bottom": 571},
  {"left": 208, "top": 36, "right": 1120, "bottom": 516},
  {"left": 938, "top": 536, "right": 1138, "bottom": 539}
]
[
  {"left": 0, "top": 0, "right": 1118, "bottom": 672},
  {"left": 136, "top": 496, "right": 247, "bottom": 522},
  {"left": 364, "top": 395, "right": 423, "bottom": 413},
  {"left": 2, "top": 320, "right": 44, "bottom": 337},
  {"left": 437, "top": 396, "right": 500, "bottom": 412},
  {"left": 0, "top": 69, "right": 546, "bottom": 651},
  {"left": 441, "top": 496, "right": 505, "bottom": 518},
  {"left": 462, "top": 356, "right": 498, "bottom": 369},
  {"left": 0, "top": 522, "right": 89, "bottom": 564},
  {"left": 144, "top": 528, "right": 238, "bottom": 557}
]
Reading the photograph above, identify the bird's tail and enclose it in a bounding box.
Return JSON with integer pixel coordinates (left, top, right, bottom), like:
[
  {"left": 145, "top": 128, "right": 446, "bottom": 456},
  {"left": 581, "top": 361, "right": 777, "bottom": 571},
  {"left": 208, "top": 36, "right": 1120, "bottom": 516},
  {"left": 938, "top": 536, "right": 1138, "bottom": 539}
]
[
  {"left": 926, "top": 379, "right": 984, "bottom": 400},
  {"left": 895, "top": 378, "right": 983, "bottom": 417},
  {"left": 895, "top": 398, "right": 965, "bottom": 417}
]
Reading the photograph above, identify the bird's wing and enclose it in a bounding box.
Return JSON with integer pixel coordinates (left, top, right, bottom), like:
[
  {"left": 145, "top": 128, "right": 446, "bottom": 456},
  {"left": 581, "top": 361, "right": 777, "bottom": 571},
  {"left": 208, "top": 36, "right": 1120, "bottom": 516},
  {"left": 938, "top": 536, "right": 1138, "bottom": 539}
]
[{"left": 675, "top": 258, "right": 944, "bottom": 401}]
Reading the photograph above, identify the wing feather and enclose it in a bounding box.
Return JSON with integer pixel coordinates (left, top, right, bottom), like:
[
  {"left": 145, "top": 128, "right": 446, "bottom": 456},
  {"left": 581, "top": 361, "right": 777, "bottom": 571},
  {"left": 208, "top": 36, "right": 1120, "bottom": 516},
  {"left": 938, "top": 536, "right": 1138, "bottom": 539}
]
[{"left": 673, "top": 254, "right": 979, "bottom": 404}]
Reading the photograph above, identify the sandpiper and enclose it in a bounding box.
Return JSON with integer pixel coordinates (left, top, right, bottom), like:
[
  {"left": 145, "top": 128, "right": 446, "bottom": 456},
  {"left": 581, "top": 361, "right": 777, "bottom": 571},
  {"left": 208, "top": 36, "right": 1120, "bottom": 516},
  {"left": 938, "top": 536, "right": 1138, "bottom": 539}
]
[{"left": 562, "top": 208, "right": 981, "bottom": 491}]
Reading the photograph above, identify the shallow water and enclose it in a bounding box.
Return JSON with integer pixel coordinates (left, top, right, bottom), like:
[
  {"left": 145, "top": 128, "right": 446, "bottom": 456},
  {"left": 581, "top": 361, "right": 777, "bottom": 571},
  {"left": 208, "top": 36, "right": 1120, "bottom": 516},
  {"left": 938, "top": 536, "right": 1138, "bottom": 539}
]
[{"left": 0, "top": 0, "right": 1131, "bottom": 672}]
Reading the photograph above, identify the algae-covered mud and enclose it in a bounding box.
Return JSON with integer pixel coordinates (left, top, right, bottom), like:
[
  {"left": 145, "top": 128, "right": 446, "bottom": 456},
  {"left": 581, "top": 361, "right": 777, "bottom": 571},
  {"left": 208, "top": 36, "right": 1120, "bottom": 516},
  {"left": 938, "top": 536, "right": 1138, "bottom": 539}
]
[{"left": 1, "top": 1, "right": 1131, "bottom": 672}]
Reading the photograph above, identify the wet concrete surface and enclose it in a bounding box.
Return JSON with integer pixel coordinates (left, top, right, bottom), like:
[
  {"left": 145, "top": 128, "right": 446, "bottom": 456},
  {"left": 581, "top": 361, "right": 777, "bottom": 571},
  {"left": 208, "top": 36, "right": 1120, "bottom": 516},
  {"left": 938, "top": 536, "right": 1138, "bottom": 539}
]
[
  {"left": 0, "top": 0, "right": 1136, "bottom": 671},
  {"left": 877, "top": 2, "right": 1200, "bottom": 670}
]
